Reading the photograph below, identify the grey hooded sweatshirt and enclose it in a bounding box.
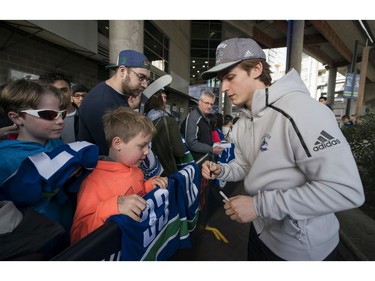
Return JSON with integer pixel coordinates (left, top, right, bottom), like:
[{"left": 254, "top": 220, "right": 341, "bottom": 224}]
[{"left": 218, "top": 69, "right": 364, "bottom": 260}]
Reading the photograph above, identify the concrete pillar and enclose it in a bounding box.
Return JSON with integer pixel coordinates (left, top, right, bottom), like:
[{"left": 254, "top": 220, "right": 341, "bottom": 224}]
[
  {"left": 327, "top": 68, "right": 337, "bottom": 106},
  {"left": 287, "top": 20, "right": 305, "bottom": 73},
  {"left": 218, "top": 92, "right": 223, "bottom": 113},
  {"left": 223, "top": 94, "right": 232, "bottom": 115},
  {"left": 289, "top": 20, "right": 305, "bottom": 74},
  {"left": 355, "top": 44, "right": 370, "bottom": 123},
  {"left": 108, "top": 20, "right": 144, "bottom": 65}
]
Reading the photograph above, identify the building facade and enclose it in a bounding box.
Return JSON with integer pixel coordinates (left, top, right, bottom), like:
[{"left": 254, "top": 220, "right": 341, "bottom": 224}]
[{"left": 1, "top": 20, "right": 374, "bottom": 124}]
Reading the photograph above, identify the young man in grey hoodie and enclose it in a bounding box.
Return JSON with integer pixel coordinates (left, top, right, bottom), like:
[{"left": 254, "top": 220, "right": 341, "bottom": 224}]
[{"left": 201, "top": 37, "right": 364, "bottom": 261}]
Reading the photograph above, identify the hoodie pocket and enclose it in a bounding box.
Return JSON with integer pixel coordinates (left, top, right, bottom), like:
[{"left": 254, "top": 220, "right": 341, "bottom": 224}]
[
  {"left": 305, "top": 213, "right": 339, "bottom": 247},
  {"left": 285, "top": 218, "right": 307, "bottom": 241}
]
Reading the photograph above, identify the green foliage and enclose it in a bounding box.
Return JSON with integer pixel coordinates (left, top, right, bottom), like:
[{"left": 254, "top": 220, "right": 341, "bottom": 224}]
[{"left": 341, "top": 113, "right": 375, "bottom": 190}]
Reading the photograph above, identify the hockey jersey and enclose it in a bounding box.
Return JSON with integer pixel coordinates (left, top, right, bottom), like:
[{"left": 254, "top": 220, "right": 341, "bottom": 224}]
[
  {"left": 107, "top": 163, "right": 200, "bottom": 261},
  {"left": 215, "top": 143, "right": 235, "bottom": 189},
  {"left": 169, "top": 162, "right": 200, "bottom": 248},
  {"left": 176, "top": 135, "right": 195, "bottom": 169},
  {"left": 108, "top": 186, "right": 181, "bottom": 261},
  {"left": 0, "top": 141, "right": 98, "bottom": 211},
  {"left": 140, "top": 148, "right": 164, "bottom": 180}
]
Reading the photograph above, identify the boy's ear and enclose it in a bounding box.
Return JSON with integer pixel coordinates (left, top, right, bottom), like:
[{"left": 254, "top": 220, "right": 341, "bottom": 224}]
[
  {"left": 8, "top": 111, "right": 24, "bottom": 126},
  {"left": 112, "top": 136, "right": 122, "bottom": 151}
]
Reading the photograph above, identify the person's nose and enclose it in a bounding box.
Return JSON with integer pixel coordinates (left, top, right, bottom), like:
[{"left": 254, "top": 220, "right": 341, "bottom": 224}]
[
  {"left": 55, "top": 117, "right": 64, "bottom": 125},
  {"left": 220, "top": 81, "right": 229, "bottom": 94},
  {"left": 143, "top": 145, "right": 150, "bottom": 155}
]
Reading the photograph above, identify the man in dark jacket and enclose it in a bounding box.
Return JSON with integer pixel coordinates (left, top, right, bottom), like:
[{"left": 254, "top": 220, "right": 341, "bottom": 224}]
[
  {"left": 78, "top": 50, "right": 151, "bottom": 155},
  {"left": 181, "top": 90, "right": 224, "bottom": 161}
]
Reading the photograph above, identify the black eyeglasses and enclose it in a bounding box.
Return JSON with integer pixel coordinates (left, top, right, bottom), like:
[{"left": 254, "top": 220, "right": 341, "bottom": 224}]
[
  {"left": 129, "top": 69, "right": 151, "bottom": 84},
  {"left": 200, "top": 100, "right": 214, "bottom": 106},
  {"left": 20, "top": 109, "right": 67, "bottom": 121}
]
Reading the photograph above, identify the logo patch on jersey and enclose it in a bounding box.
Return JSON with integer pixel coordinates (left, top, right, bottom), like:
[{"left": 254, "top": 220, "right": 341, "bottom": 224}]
[
  {"left": 313, "top": 130, "right": 341, "bottom": 151},
  {"left": 260, "top": 134, "right": 271, "bottom": 152}
]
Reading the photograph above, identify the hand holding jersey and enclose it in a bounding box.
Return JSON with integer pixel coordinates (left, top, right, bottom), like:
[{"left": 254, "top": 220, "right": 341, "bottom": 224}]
[
  {"left": 117, "top": 176, "right": 168, "bottom": 222},
  {"left": 202, "top": 160, "right": 221, "bottom": 179},
  {"left": 117, "top": 194, "right": 147, "bottom": 222},
  {"left": 212, "top": 145, "right": 225, "bottom": 155}
]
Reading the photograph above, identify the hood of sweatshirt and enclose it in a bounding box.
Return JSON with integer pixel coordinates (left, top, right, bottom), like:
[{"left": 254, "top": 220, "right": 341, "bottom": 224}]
[
  {"left": 146, "top": 108, "right": 169, "bottom": 121},
  {"left": 0, "top": 138, "right": 63, "bottom": 152},
  {"left": 240, "top": 69, "right": 309, "bottom": 120},
  {"left": 0, "top": 138, "right": 63, "bottom": 185}
]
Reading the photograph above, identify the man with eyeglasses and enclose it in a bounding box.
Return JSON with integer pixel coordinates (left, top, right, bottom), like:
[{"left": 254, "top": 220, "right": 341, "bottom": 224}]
[
  {"left": 78, "top": 49, "right": 151, "bottom": 155},
  {"left": 71, "top": 84, "right": 89, "bottom": 108},
  {"left": 78, "top": 49, "right": 163, "bottom": 180},
  {"left": 180, "top": 90, "right": 224, "bottom": 161}
]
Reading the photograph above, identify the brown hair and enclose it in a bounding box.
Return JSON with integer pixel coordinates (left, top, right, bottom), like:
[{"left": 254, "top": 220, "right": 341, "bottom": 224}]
[
  {"left": 103, "top": 107, "right": 156, "bottom": 147},
  {"left": 239, "top": 59, "right": 273, "bottom": 86},
  {"left": 0, "top": 79, "right": 69, "bottom": 114},
  {"left": 144, "top": 91, "right": 164, "bottom": 114}
]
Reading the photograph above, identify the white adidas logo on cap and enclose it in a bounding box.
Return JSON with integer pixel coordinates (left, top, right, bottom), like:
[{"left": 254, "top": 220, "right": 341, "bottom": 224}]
[{"left": 244, "top": 50, "right": 254, "bottom": 57}]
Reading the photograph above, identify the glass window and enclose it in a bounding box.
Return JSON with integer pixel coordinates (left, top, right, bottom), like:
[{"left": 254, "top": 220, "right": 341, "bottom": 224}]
[
  {"left": 98, "top": 20, "right": 109, "bottom": 38},
  {"left": 191, "top": 39, "right": 209, "bottom": 49},
  {"left": 191, "top": 49, "right": 209, "bottom": 58},
  {"left": 191, "top": 23, "right": 210, "bottom": 39},
  {"left": 190, "top": 21, "right": 222, "bottom": 85},
  {"left": 144, "top": 20, "right": 169, "bottom": 73}
]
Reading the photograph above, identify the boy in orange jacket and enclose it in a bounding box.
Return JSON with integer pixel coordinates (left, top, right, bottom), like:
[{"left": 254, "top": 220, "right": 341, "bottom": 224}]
[{"left": 71, "top": 107, "right": 168, "bottom": 244}]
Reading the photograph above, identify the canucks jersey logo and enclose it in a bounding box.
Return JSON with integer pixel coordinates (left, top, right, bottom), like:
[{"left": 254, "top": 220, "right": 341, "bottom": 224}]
[
  {"left": 141, "top": 188, "right": 169, "bottom": 247},
  {"left": 260, "top": 134, "right": 271, "bottom": 152}
]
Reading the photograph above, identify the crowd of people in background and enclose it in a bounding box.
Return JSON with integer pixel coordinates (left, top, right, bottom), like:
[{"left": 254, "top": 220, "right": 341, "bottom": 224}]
[{"left": 0, "top": 38, "right": 365, "bottom": 261}]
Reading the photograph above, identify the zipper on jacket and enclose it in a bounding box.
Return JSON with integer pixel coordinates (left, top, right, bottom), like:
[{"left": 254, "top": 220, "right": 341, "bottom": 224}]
[{"left": 265, "top": 88, "right": 312, "bottom": 158}]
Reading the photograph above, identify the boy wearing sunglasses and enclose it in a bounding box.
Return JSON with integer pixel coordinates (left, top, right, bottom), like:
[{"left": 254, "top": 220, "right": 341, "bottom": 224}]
[
  {"left": 0, "top": 79, "right": 99, "bottom": 246},
  {"left": 0, "top": 79, "right": 70, "bottom": 247},
  {"left": 0, "top": 79, "right": 69, "bottom": 185},
  {"left": 39, "top": 71, "right": 79, "bottom": 144}
]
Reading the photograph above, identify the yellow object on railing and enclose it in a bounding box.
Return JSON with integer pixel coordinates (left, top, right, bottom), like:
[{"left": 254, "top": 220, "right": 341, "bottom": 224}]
[{"left": 205, "top": 226, "right": 229, "bottom": 243}]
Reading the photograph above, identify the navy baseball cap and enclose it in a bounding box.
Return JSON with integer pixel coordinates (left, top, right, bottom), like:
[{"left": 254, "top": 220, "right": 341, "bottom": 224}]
[
  {"left": 106, "top": 50, "right": 151, "bottom": 70},
  {"left": 201, "top": 38, "right": 266, "bottom": 80}
]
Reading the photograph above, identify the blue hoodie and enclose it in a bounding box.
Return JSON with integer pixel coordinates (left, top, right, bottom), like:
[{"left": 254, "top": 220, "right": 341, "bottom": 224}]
[
  {"left": 0, "top": 139, "right": 63, "bottom": 186},
  {"left": 0, "top": 140, "right": 98, "bottom": 234}
]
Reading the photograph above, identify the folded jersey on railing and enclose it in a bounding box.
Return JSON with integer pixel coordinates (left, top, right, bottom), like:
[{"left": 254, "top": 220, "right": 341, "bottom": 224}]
[
  {"left": 0, "top": 141, "right": 98, "bottom": 207},
  {"left": 107, "top": 162, "right": 200, "bottom": 261},
  {"left": 169, "top": 162, "right": 200, "bottom": 248}
]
